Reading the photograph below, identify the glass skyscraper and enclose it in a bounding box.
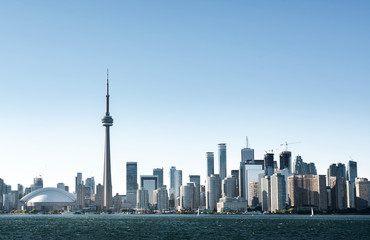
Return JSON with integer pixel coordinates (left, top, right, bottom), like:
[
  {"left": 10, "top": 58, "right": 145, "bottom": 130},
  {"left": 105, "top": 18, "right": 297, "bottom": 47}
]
[
  {"left": 206, "top": 152, "right": 214, "bottom": 177},
  {"left": 153, "top": 168, "right": 164, "bottom": 188},
  {"left": 126, "top": 162, "right": 138, "bottom": 207},
  {"left": 218, "top": 143, "right": 227, "bottom": 180}
]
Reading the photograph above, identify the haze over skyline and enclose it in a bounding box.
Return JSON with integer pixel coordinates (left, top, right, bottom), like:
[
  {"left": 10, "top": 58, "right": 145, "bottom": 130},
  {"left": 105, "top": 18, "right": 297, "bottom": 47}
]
[{"left": 1, "top": 1, "right": 369, "bottom": 194}]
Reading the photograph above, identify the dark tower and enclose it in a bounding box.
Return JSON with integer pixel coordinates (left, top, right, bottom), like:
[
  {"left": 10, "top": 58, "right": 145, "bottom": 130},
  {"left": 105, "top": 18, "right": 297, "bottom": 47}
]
[
  {"left": 102, "top": 70, "right": 113, "bottom": 209},
  {"left": 279, "top": 151, "right": 292, "bottom": 173}
]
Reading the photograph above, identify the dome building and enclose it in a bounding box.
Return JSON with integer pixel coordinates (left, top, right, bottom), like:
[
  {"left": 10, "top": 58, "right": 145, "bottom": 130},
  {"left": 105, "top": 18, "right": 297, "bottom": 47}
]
[{"left": 20, "top": 187, "right": 76, "bottom": 211}]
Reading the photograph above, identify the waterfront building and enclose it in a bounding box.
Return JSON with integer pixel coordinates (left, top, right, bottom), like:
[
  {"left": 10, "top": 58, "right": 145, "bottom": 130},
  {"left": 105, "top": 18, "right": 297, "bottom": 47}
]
[
  {"left": 0, "top": 178, "right": 4, "bottom": 210},
  {"left": 113, "top": 193, "right": 122, "bottom": 212},
  {"left": 126, "top": 162, "right": 138, "bottom": 208},
  {"left": 231, "top": 170, "right": 239, "bottom": 197},
  {"left": 76, "top": 183, "right": 85, "bottom": 209},
  {"left": 95, "top": 184, "right": 104, "bottom": 210},
  {"left": 153, "top": 168, "right": 164, "bottom": 188},
  {"left": 189, "top": 175, "right": 201, "bottom": 186},
  {"left": 347, "top": 180, "right": 355, "bottom": 209},
  {"left": 279, "top": 151, "right": 292, "bottom": 173},
  {"left": 330, "top": 176, "right": 347, "bottom": 210},
  {"left": 200, "top": 191, "right": 206, "bottom": 209},
  {"left": 207, "top": 175, "right": 220, "bottom": 211},
  {"left": 3, "top": 191, "right": 19, "bottom": 211},
  {"left": 270, "top": 173, "right": 286, "bottom": 212},
  {"left": 355, "top": 178, "right": 369, "bottom": 210},
  {"left": 217, "top": 197, "right": 248, "bottom": 213},
  {"left": 170, "top": 166, "right": 176, "bottom": 189},
  {"left": 140, "top": 175, "right": 158, "bottom": 205},
  {"left": 222, "top": 176, "right": 236, "bottom": 198},
  {"left": 85, "top": 177, "right": 95, "bottom": 195},
  {"left": 20, "top": 187, "right": 76, "bottom": 211},
  {"left": 218, "top": 143, "right": 227, "bottom": 180},
  {"left": 293, "top": 155, "right": 317, "bottom": 175},
  {"left": 249, "top": 182, "right": 259, "bottom": 207},
  {"left": 101, "top": 72, "right": 114, "bottom": 209},
  {"left": 179, "top": 183, "right": 194, "bottom": 210},
  {"left": 244, "top": 164, "right": 264, "bottom": 205},
  {"left": 153, "top": 186, "right": 169, "bottom": 212},
  {"left": 136, "top": 187, "right": 149, "bottom": 210},
  {"left": 288, "top": 175, "right": 327, "bottom": 211},
  {"left": 174, "top": 170, "right": 182, "bottom": 198},
  {"left": 206, "top": 152, "right": 214, "bottom": 177},
  {"left": 190, "top": 182, "right": 200, "bottom": 210},
  {"left": 327, "top": 163, "right": 346, "bottom": 186},
  {"left": 261, "top": 176, "right": 271, "bottom": 212},
  {"left": 31, "top": 176, "right": 43, "bottom": 192},
  {"left": 264, "top": 153, "right": 274, "bottom": 176},
  {"left": 240, "top": 139, "right": 254, "bottom": 198}
]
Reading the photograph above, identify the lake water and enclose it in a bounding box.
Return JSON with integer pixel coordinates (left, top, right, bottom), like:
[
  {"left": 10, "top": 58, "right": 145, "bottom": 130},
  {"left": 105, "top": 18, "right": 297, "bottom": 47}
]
[{"left": 0, "top": 214, "right": 369, "bottom": 239}]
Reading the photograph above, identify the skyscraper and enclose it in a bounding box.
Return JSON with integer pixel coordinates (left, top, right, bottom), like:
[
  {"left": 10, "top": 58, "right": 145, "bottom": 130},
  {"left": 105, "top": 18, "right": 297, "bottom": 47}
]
[
  {"left": 270, "top": 173, "right": 286, "bottom": 212},
  {"left": 153, "top": 168, "right": 164, "bottom": 188},
  {"left": 170, "top": 166, "right": 176, "bottom": 189},
  {"left": 279, "top": 151, "right": 292, "bottom": 173},
  {"left": 140, "top": 175, "right": 158, "bottom": 204},
  {"left": 327, "top": 163, "right": 346, "bottom": 186},
  {"left": 218, "top": 143, "right": 227, "bottom": 180},
  {"left": 206, "top": 152, "right": 214, "bottom": 177},
  {"left": 102, "top": 71, "right": 114, "bottom": 209},
  {"left": 240, "top": 137, "right": 255, "bottom": 198},
  {"left": 75, "top": 173, "right": 82, "bottom": 193},
  {"left": 174, "top": 170, "right": 182, "bottom": 198},
  {"left": 264, "top": 153, "right": 274, "bottom": 176},
  {"left": 347, "top": 160, "right": 357, "bottom": 182},
  {"left": 189, "top": 175, "right": 201, "bottom": 186},
  {"left": 126, "top": 162, "right": 138, "bottom": 208}
]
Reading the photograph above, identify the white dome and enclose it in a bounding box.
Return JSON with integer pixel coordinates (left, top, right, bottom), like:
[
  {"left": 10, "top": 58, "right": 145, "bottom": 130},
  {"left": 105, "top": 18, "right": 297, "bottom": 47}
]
[{"left": 21, "top": 187, "right": 76, "bottom": 203}]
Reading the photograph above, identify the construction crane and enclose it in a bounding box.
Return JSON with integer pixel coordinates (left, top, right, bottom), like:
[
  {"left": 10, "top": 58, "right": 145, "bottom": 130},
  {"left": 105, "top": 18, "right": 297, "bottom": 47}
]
[
  {"left": 265, "top": 148, "right": 279, "bottom": 154},
  {"left": 280, "top": 141, "right": 301, "bottom": 151}
]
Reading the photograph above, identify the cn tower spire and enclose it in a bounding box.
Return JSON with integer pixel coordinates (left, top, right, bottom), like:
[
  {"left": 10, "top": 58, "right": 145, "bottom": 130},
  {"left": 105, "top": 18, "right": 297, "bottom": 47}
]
[{"left": 102, "top": 69, "right": 114, "bottom": 210}]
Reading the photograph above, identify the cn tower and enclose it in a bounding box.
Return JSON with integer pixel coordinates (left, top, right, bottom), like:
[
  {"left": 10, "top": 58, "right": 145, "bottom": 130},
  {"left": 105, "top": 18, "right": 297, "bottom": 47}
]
[{"left": 102, "top": 70, "right": 113, "bottom": 209}]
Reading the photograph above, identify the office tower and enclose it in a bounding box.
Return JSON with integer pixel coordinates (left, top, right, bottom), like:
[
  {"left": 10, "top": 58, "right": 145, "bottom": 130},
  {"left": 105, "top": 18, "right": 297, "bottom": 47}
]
[
  {"left": 231, "top": 170, "right": 239, "bottom": 197},
  {"left": 24, "top": 187, "right": 31, "bottom": 195},
  {"left": 249, "top": 182, "right": 259, "bottom": 207},
  {"left": 330, "top": 176, "right": 347, "bottom": 210},
  {"left": 222, "top": 176, "right": 236, "bottom": 198},
  {"left": 85, "top": 177, "right": 95, "bottom": 195},
  {"left": 279, "top": 151, "right": 292, "bottom": 173},
  {"left": 137, "top": 187, "right": 149, "bottom": 210},
  {"left": 113, "top": 194, "right": 122, "bottom": 212},
  {"left": 75, "top": 172, "right": 82, "bottom": 193},
  {"left": 180, "top": 184, "right": 194, "bottom": 210},
  {"left": 347, "top": 180, "right": 355, "bottom": 209},
  {"left": 57, "top": 183, "right": 65, "bottom": 190},
  {"left": 95, "top": 184, "right": 104, "bottom": 210},
  {"left": 261, "top": 176, "right": 271, "bottom": 212},
  {"left": 31, "top": 176, "right": 43, "bottom": 192},
  {"left": 126, "top": 162, "right": 138, "bottom": 208},
  {"left": 288, "top": 175, "right": 327, "bottom": 211},
  {"left": 3, "top": 191, "right": 19, "bottom": 212},
  {"left": 170, "top": 166, "right": 176, "bottom": 189},
  {"left": 17, "top": 184, "right": 24, "bottom": 199},
  {"left": 64, "top": 186, "right": 69, "bottom": 192},
  {"left": 102, "top": 71, "right": 114, "bottom": 209},
  {"left": 218, "top": 143, "right": 227, "bottom": 180},
  {"left": 293, "top": 155, "right": 317, "bottom": 175},
  {"left": 264, "top": 153, "right": 274, "bottom": 176},
  {"left": 206, "top": 152, "right": 214, "bottom": 177},
  {"left": 206, "top": 175, "right": 220, "bottom": 211},
  {"left": 355, "top": 178, "right": 369, "bottom": 210},
  {"left": 244, "top": 164, "right": 264, "bottom": 205},
  {"left": 140, "top": 175, "right": 158, "bottom": 204},
  {"left": 189, "top": 175, "right": 201, "bottom": 186},
  {"left": 153, "top": 187, "right": 169, "bottom": 212},
  {"left": 153, "top": 168, "right": 164, "bottom": 188},
  {"left": 76, "top": 183, "right": 85, "bottom": 209},
  {"left": 327, "top": 163, "right": 346, "bottom": 186},
  {"left": 347, "top": 160, "right": 357, "bottom": 182},
  {"left": 270, "top": 173, "right": 286, "bottom": 212},
  {"left": 189, "top": 182, "right": 200, "bottom": 210},
  {"left": 240, "top": 139, "right": 255, "bottom": 198},
  {"left": 0, "top": 178, "right": 4, "bottom": 210},
  {"left": 174, "top": 170, "right": 182, "bottom": 198}
]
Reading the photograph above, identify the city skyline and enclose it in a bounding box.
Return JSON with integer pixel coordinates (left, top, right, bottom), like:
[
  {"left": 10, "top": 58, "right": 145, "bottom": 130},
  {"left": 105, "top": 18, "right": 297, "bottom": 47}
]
[{"left": 1, "top": 1, "right": 370, "bottom": 194}]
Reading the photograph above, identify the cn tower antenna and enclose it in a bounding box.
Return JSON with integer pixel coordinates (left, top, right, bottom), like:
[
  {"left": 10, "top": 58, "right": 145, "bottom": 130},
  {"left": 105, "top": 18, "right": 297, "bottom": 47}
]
[{"left": 246, "top": 136, "right": 249, "bottom": 148}]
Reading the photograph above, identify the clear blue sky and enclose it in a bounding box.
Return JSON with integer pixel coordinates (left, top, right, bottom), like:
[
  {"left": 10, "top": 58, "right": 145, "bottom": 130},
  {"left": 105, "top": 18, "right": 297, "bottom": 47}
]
[{"left": 1, "top": 1, "right": 369, "bottom": 194}]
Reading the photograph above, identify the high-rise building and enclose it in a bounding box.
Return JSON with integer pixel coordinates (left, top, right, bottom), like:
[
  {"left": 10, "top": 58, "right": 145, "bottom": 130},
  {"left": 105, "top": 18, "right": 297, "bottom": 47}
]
[
  {"left": 140, "top": 175, "right": 158, "bottom": 205},
  {"left": 57, "top": 183, "right": 65, "bottom": 190},
  {"left": 244, "top": 164, "right": 264, "bottom": 205},
  {"left": 189, "top": 182, "right": 200, "bottom": 210},
  {"left": 31, "top": 176, "right": 43, "bottom": 192},
  {"left": 240, "top": 139, "right": 255, "bottom": 198},
  {"left": 189, "top": 175, "right": 201, "bottom": 186},
  {"left": 174, "top": 170, "right": 182, "bottom": 198},
  {"left": 206, "top": 174, "right": 220, "bottom": 211},
  {"left": 75, "top": 173, "right": 82, "bottom": 193},
  {"left": 347, "top": 180, "right": 355, "bottom": 209},
  {"left": 355, "top": 178, "right": 369, "bottom": 210},
  {"left": 137, "top": 187, "right": 149, "bottom": 210},
  {"left": 270, "top": 173, "right": 286, "bottom": 212},
  {"left": 85, "top": 177, "right": 95, "bottom": 196},
  {"left": 347, "top": 160, "right": 357, "bottom": 182},
  {"left": 222, "top": 176, "right": 236, "bottom": 198},
  {"left": 261, "top": 176, "right": 271, "bottom": 212},
  {"left": 327, "top": 163, "right": 346, "bottom": 186},
  {"left": 330, "top": 176, "right": 347, "bottom": 210},
  {"left": 153, "top": 187, "right": 169, "bottom": 212},
  {"left": 180, "top": 184, "right": 194, "bottom": 210},
  {"left": 170, "top": 166, "right": 176, "bottom": 189},
  {"left": 206, "top": 152, "right": 214, "bottom": 177},
  {"left": 102, "top": 71, "right": 114, "bottom": 209},
  {"left": 218, "top": 143, "right": 227, "bottom": 180},
  {"left": 249, "top": 182, "right": 259, "bottom": 207},
  {"left": 279, "top": 151, "right": 292, "bottom": 173},
  {"left": 76, "top": 183, "right": 85, "bottom": 209},
  {"left": 288, "top": 175, "right": 327, "bottom": 211},
  {"left": 95, "top": 184, "right": 104, "bottom": 210},
  {"left": 153, "top": 168, "right": 164, "bottom": 188},
  {"left": 126, "top": 162, "right": 138, "bottom": 208},
  {"left": 293, "top": 155, "right": 317, "bottom": 175},
  {"left": 264, "top": 153, "right": 274, "bottom": 176},
  {"left": 231, "top": 170, "right": 239, "bottom": 197}
]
